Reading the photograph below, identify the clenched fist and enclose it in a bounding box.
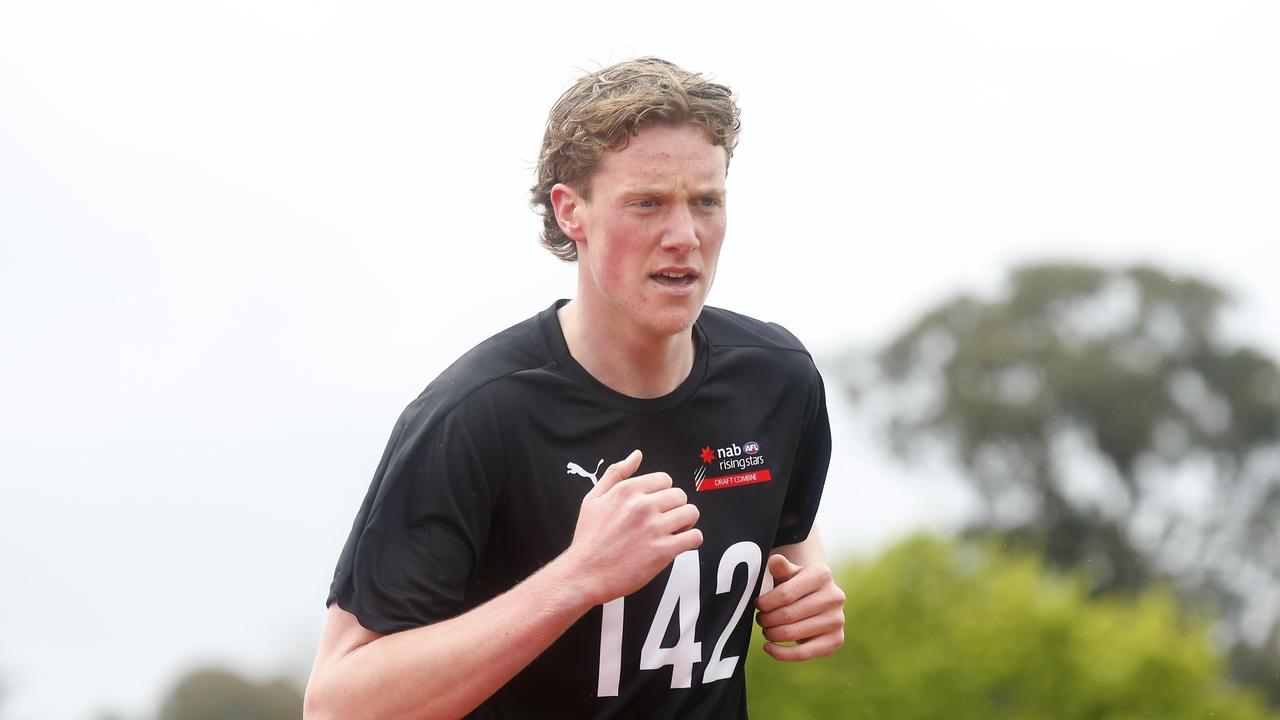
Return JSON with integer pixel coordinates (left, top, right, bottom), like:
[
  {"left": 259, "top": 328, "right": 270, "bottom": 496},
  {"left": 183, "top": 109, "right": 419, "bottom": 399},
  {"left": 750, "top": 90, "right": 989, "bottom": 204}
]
[
  {"left": 561, "top": 450, "right": 703, "bottom": 606},
  {"left": 756, "top": 553, "right": 845, "bottom": 661}
]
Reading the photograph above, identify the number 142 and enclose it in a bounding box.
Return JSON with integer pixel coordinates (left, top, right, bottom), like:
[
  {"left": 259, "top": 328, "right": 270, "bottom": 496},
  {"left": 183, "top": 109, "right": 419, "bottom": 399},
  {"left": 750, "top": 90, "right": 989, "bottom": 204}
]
[{"left": 596, "top": 541, "right": 763, "bottom": 697}]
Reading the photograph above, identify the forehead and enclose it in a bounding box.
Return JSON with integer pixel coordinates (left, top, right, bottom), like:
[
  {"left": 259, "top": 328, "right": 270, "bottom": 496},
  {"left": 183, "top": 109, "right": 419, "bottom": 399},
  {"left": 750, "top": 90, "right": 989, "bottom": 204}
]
[{"left": 589, "top": 122, "right": 728, "bottom": 195}]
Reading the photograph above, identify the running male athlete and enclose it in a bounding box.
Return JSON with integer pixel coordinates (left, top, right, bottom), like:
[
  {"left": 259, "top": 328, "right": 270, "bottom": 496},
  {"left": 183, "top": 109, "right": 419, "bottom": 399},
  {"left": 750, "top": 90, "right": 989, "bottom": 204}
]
[{"left": 304, "top": 57, "right": 845, "bottom": 719}]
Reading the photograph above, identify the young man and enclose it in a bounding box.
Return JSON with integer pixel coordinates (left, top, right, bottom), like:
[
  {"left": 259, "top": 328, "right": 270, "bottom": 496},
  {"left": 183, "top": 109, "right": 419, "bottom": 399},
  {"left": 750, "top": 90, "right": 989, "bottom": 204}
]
[{"left": 305, "top": 57, "right": 845, "bottom": 719}]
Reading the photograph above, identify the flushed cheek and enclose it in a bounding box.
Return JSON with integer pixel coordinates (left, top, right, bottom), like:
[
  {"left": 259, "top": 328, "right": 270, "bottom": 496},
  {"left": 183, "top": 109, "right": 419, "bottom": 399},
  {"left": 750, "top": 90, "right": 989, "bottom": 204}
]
[
  {"left": 588, "top": 248, "right": 645, "bottom": 298},
  {"left": 599, "top": 237, "right": 660, "bottom": 284}
]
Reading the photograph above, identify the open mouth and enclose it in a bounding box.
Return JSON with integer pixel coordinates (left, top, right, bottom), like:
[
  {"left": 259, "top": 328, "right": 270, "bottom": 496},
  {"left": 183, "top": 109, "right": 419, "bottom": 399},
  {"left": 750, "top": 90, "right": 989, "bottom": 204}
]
[{"left": 651, "top": 270, "right": 699, "bottom": 288}]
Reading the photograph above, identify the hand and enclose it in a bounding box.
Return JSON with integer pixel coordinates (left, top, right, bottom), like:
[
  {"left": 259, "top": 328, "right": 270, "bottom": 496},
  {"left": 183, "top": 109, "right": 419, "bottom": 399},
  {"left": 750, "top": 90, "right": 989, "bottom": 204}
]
[
  {"left": 755, "top": 553, "right": 845, "bottom": 661},
  {"left": 563, "top": 450, "right": 703, "bottom": 605}
]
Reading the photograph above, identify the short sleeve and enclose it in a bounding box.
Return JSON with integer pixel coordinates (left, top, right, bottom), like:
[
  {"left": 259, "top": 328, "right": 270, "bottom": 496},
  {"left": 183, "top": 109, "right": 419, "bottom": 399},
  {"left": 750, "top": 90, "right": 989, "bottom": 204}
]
[
  {"left": 326, "top": 403, "right": 494, "bottom": 634},
  {"left": 772, "top": 366, "right": 832, "bottom": 547}
]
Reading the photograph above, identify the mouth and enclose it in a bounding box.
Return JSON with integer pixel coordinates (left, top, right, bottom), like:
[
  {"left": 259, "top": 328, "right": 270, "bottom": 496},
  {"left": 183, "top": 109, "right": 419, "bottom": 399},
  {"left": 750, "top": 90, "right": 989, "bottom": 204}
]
[{"left": 650, "top": 269, "right": 700, "bottom": 288}]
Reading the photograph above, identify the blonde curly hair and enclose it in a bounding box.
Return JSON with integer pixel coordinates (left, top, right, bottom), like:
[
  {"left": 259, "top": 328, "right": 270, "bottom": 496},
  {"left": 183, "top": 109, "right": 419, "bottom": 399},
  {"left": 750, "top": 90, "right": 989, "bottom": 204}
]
[{"left": 531, "top": 57, "right": 741, "bottom": 261}]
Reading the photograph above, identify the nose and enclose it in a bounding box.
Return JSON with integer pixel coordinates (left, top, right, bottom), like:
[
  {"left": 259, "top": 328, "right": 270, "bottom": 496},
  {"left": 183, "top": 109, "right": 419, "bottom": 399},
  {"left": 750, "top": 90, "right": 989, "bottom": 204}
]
[{"left": 661, "top": 203, "right": 700, "bottom": 254}]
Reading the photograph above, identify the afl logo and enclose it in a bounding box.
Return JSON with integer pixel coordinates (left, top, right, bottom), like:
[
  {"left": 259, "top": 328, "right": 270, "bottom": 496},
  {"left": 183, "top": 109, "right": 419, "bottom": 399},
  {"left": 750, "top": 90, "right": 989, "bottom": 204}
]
[{"left": 743, "top": 441, "right": 760, "bottom": 455}]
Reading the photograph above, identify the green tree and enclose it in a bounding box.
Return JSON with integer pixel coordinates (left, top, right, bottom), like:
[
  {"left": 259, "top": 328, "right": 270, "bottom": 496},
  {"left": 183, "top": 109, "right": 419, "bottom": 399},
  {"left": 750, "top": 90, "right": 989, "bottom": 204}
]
[
  {"left": 849, "top": 262, "right": 1280, "bottom": 697},
  {"left": 155, "top": 666, "right": 302, "bottom": 720},
  {"left": 747, "top": 535, "right": 1274, "bottom": 719}
]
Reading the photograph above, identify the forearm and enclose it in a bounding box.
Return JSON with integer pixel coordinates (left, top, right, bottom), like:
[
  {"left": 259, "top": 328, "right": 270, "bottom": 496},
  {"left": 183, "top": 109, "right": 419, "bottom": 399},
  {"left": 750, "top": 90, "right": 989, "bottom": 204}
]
[
  {"left": 306, "top": 554, "right": 595, "bottom": 720},
  {"left": 772, "top": 525, "right": 826, "bottom": 567}
]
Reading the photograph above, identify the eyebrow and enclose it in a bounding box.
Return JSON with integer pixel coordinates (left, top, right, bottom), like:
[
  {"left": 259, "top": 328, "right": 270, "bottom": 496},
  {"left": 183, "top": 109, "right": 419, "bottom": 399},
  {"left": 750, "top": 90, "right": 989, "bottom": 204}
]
[{"left": 619, "top": 185, "right": 726, "bottom": 199}]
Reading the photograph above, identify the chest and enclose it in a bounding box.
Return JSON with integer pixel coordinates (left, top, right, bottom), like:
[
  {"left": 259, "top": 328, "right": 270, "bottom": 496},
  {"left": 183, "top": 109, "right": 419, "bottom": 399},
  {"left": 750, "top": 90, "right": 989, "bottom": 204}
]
[{"left": 490, "top": 387, "right": 804, "bottom": 564}]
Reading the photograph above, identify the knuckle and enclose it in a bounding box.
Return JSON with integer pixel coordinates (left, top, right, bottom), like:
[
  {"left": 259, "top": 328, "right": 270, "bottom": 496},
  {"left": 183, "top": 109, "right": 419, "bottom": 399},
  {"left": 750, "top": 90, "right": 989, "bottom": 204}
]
[
  {"left": 646, "top": 514, "right": 667, "bottom": 535},
  {"left": 627, "top": 496, "right": 650, "bottom": 518}
]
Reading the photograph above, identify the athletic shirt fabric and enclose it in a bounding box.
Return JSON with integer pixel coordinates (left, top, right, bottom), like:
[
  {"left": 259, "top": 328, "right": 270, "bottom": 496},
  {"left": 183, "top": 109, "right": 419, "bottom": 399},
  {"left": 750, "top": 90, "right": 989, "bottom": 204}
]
[{"left": 327, "top": 300, "right": 832, "bottom": 719}]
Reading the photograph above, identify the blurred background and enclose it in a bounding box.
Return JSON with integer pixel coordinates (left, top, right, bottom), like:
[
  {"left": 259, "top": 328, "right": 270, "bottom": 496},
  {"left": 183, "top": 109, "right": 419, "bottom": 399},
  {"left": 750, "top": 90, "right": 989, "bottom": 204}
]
[{"left": 2, "top": 1, "right": 1278, "bottom": 718}]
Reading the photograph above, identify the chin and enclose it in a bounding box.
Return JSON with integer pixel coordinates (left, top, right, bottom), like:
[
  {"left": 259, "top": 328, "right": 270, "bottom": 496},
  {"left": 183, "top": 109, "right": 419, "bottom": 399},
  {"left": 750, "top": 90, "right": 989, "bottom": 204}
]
[{"left": 637, "top": 306, "right": 701, "bottom": 338}]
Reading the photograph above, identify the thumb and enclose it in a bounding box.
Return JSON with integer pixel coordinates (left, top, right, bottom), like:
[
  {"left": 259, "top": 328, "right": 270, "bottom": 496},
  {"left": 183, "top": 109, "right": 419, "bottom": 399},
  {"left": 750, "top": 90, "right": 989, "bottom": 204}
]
[
  {"left": 589, "top": 449, "right": 643, "bottom": 497},
  {"left": 767, "top": 553, "right": 803, "bottom": 583}
]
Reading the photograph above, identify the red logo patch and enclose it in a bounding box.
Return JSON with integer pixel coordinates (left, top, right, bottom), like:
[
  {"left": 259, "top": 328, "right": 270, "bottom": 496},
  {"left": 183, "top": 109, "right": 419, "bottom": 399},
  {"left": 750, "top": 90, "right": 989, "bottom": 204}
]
[{"left": 698, "top": 469, "right": 772, "bottom": 492}]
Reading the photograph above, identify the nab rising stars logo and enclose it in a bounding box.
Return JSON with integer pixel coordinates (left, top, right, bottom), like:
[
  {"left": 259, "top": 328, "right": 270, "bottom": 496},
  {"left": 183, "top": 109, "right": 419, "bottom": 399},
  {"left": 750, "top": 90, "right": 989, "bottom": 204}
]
[{"left": 694, "top": 440, "right": 771, "bottom": 492}]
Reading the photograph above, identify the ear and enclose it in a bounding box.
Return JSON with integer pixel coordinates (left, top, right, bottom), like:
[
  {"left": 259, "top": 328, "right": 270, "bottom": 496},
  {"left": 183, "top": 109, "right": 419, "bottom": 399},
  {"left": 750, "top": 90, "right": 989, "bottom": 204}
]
[{"left": 550, "top": 183, "right": 588, "bottom": 244}]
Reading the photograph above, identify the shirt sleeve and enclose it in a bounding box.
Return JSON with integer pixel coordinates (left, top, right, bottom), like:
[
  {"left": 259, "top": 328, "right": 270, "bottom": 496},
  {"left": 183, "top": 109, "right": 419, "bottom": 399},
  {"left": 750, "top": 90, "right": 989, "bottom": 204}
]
[
  {"left": 772, "top": 365, "right": 832, "bottom": 548},
  {"left": 326, "top": 401, "right": 495, "bottom": 635}
]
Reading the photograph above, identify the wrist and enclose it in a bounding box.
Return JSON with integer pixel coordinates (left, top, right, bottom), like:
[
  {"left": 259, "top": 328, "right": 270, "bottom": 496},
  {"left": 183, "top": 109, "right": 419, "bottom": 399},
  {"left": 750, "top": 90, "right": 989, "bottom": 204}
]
[{"left": 541, "top": 548, "right": 606, "bottom": 612}]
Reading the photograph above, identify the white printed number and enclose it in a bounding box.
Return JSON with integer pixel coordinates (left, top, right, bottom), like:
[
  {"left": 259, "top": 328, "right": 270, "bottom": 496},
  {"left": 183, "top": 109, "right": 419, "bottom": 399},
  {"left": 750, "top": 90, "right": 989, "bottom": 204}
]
[{"left": 597, "top": 541, "right": 763, "bottom": 697}]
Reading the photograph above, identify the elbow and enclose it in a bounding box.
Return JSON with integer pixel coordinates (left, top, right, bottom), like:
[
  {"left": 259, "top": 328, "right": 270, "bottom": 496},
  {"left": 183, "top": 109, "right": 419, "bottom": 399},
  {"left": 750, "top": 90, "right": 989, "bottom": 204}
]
[
  {"left": 303, "top": 674, "right": 411, "bottom": 720},
  {"left": 302, "top": 674, "right": 337, "bottom": 720}
]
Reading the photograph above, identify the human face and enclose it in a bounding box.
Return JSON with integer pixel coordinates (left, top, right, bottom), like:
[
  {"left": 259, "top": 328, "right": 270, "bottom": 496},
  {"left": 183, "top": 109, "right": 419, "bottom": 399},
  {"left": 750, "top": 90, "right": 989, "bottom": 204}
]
[{"left": 571, "top": 123, "right": 728, "bottom": 340}]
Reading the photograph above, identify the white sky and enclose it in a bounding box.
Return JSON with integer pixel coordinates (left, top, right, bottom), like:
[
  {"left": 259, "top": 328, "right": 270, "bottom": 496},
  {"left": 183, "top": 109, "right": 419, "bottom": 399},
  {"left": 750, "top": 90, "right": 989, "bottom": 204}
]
[{"left": 1, "top": 2, "right": 1277, "bottom": 718}]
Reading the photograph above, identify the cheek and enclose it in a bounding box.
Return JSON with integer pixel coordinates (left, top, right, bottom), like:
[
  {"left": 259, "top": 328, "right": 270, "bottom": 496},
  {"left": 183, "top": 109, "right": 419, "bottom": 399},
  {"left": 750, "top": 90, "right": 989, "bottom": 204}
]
[
  {"left": 596, "top": 222, "right": 648, "bottom": 271},
  {"left": 700, "top": 219, "right": 727, "bottom": 256},
  {"left": 587, "top": 240, "right": 633, "bottom": 290}
]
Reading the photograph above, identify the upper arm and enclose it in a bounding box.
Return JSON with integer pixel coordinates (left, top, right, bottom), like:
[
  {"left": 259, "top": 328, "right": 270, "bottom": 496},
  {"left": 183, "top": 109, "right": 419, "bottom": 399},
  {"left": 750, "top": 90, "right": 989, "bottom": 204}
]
[
  {"left": 315, "top": 602, "right": 383, "bottom": 665},
  {"left": 772, "top": 525, "right": 827, "bottom": 567},
  {"left": 328, "top": 406, "right": 495, "bottom": 634},
  {"left": 773, "top": 366, "right": 832, "bottom": 548},
  {"left": 305, "top": 603, "right": 383, "bottom": 714}
]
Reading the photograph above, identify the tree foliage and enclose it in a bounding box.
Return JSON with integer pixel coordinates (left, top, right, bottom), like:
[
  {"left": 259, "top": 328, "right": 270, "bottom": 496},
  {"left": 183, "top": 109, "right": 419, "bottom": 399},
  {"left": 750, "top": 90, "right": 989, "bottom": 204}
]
[
  {"left": 747, "top": 535, "right": 1275, "bottom": 719},
  {"left": 851, "top": 262, "right": 1280, "bottom": 695},
  {"left": 155, "top": 666, "right": 302, "bottom": 720}
]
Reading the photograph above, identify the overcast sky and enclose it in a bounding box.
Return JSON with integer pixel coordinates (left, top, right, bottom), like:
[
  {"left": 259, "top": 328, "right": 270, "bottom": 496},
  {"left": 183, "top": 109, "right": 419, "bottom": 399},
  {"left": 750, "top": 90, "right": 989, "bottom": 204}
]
[{"left": 2, "top": 2, "right": 1278, "bottom": 718}]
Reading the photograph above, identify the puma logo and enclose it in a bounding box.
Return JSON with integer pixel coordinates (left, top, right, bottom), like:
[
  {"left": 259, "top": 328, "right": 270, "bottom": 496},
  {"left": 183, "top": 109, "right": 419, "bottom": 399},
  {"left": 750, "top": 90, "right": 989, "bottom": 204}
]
[{"left": 566, "top": 459, "right": 605, "bottom": 486}]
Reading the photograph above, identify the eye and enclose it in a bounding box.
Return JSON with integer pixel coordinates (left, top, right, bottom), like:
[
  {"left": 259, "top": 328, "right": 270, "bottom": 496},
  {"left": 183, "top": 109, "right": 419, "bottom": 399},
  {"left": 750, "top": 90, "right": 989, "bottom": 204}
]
[
  {"left": 637, "top": 198, "right": 656, "bottom": 208},
  {"left": 698, "top": 196, "right": 723, "bottom": 207}
]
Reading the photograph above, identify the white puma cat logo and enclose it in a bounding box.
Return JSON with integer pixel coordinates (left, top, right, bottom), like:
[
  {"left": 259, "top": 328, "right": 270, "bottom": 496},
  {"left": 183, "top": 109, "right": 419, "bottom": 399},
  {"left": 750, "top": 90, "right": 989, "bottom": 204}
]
[{"left": 566, "top": 459, "right": 605, "bottom": 486}]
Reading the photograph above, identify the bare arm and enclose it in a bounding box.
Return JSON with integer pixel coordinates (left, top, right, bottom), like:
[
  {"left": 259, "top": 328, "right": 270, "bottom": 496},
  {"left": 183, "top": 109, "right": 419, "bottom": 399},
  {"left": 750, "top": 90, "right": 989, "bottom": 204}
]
[
  {"left": 755, "top": 526, "right": 846, "bottom": 661},
  {"left": 773, "top": 524, "right": 829, "bottom": 567},
  {"left": 304, "top": 450, "right": 702, "bottom": 720},
  {"left": 305, "top": 555, "right": 595, "bottom": 720}
]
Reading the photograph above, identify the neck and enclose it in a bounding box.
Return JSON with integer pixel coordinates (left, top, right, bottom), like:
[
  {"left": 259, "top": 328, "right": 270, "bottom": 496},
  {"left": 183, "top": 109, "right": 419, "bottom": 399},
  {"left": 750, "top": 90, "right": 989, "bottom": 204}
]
[{"left": 557, "top": 300, "right": 696, "bottom": 399}]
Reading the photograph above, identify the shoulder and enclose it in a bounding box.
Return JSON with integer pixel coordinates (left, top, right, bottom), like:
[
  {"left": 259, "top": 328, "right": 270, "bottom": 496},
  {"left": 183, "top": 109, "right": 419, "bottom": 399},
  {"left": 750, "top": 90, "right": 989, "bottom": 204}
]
[
  {"left": 697, "top": 305, "right": 814, "bottom": 358},
  {"left": 696, "top": 306, "right": 823, "bottom": 398},
  {"left": 396, "top": 308, "right": 555, "bottom": 438}
]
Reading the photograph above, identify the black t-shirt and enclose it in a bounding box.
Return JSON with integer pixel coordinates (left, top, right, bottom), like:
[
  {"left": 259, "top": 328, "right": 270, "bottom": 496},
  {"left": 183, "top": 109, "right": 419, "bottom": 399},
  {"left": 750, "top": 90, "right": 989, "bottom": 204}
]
[{"left": 327, "top": 300, "right": 832, "bottom": 719}]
